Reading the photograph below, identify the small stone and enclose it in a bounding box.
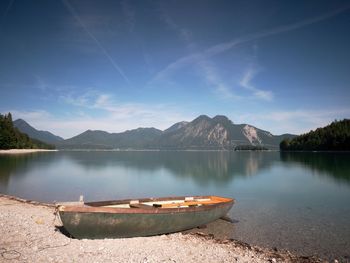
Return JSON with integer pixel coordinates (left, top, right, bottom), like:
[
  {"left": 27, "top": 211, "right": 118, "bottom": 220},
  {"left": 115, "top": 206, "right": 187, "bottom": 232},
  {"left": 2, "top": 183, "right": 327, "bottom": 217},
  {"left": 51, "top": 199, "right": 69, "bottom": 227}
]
[{"left": 35, "top": 218, "right": 44, "bottom": 224}]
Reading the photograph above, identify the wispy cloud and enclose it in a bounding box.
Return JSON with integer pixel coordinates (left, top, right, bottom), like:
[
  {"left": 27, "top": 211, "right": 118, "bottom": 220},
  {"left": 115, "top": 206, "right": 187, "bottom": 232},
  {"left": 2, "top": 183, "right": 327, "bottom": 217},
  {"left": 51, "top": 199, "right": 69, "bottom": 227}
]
[
  {"left": 205, "top": 4, "right": 350, "bottom": 57},
  {"left": 33, "top": 75, "right": 49, "bottom": 91},
  {"left": 8, "top": 106, "right": 350, "bottom": 139},
  {"left": 239, "top": 66, "right": 273, "bottom": 101},
  {"left": 61, "top": 0, "right": 131, "bottom": 86},
  {"left": 155, "top": 6, "right": 238, "bottom": 99},
  {"left": 62, "top": 91, "right": 156, "bottom": 119},
  {"left": 159, "top": 7, "right": 194, "bottom": 49},
  {"left": 8, "top": 104, "right": 194, "bottom": 139},
  {"left": 196, "top": 59, "right": 240, "bottom": 99},
  {"left": 9, "top": 110, "right": 51, "bottom": 122},
  {"left": 152, "top": 4, "right": 350, "bottom": 92},
  {"left": 36, "top": 90, "right": 194, "bottom": 138},
  {"left": 232, "top": 108, "right": 350, "bottom": 135}
]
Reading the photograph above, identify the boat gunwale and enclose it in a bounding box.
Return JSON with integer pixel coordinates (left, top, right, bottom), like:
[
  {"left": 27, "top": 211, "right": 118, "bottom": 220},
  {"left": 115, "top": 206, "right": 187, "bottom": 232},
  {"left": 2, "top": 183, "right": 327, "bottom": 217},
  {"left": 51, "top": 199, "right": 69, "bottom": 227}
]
[{"left": 58, "top": 195, "right": 234, "bottom": 214}]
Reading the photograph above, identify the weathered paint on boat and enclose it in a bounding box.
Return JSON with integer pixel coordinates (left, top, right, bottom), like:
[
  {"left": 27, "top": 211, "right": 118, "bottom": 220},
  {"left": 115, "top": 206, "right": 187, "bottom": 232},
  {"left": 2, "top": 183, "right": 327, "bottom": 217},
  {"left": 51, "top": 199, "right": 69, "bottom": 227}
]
[{"left": 58, "top": 196, "right": 234, "bottom": 239}]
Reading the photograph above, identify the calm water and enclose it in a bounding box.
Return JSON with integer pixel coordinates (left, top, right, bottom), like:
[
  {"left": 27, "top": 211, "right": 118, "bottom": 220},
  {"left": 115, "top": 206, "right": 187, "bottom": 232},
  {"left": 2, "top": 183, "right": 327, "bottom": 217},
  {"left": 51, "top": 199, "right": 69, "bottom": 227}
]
[{"left": 0, "top": 151, "right": 349, "bottom": 260}]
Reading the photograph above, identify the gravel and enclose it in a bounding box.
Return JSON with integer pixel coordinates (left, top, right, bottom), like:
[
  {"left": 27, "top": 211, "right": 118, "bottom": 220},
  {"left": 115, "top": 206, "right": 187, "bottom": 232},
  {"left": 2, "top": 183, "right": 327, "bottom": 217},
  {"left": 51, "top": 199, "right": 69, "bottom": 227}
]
[
  {"left": 0, "top": 195, "right": 324, "bottom": 263},
  {"left": 0, "top": 149, "right": 57, "bottom": 154}
]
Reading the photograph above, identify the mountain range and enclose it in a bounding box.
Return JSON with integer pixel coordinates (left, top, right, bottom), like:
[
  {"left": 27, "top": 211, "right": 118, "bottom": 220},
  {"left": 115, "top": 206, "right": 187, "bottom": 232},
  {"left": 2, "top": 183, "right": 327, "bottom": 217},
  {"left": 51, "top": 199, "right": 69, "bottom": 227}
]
[
  {"left": 13, "top": 115, "right": 295, "bottom": 150},
  {"left": 13, "top": 119, "right": 64, "bottom": 144}
]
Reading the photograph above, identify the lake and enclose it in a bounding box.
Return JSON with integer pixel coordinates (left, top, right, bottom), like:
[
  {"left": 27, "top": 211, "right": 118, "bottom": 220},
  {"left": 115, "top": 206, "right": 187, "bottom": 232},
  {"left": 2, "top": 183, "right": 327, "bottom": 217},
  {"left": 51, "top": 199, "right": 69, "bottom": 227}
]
[{"left": 0, "top": 151, "right": 349, "bottom": 260}]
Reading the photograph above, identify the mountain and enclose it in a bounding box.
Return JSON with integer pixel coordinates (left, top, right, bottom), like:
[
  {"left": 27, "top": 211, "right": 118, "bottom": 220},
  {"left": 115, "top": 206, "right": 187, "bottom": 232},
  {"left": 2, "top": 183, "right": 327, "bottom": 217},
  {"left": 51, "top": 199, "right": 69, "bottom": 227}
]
[
  {"left": 1, "top": 113, "right": 54, "bottom": 149},
  {"left": 58, "top": 115, "right": 295, "bottom": 150},
  {"left": 156, "top": 115, "right": 294, "bottom": 150},
  {"left": 59, "top": 127, "right": 162, "bottom": 149},
  {"left": 164, "top": 121, "right": 189, "bottom": 133},
  {"left": 280, "top": 119, "right": 350, "bottom": 151},
  {"left": 13, "top": 119, "right": 64, "bottom": 144}
]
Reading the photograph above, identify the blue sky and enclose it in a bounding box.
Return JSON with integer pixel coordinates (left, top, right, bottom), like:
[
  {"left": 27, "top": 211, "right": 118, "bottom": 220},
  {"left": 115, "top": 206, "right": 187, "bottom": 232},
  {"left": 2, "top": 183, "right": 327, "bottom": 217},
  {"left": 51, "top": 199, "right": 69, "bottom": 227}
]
[{"left": 1, "top": 0, "right": 349, "bottom": 138}]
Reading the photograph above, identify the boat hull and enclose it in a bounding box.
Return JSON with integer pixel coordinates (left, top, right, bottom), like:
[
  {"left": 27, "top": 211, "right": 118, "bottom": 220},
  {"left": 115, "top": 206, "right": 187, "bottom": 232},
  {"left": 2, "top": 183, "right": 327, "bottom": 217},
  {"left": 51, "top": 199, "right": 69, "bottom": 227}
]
[{"left": 59, "top": 200, "right": 233, "bottom": 239}]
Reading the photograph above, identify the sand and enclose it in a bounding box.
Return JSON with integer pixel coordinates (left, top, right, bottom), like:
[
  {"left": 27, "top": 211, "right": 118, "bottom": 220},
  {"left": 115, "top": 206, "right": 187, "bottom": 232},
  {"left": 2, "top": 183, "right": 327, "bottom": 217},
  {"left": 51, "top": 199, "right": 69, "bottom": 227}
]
[
  {"left": 0, "top": 195, "right": 324, "bottom": 263},
  {"left": 0, "top": 149, "right": 58, "bottom": 154}
]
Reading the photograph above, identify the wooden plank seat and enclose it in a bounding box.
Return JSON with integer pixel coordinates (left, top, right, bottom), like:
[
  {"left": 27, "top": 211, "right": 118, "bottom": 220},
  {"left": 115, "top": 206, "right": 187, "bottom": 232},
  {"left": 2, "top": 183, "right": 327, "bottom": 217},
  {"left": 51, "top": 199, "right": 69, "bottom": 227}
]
[
  {"left": 159, "top": 199, "right": 222, "bottom": 208},
  {"left": 129, "top": 203, "right": 155, "bottom": 209},
  {"left": 127, "top": 196, "right": 230, "bottom": 209}
]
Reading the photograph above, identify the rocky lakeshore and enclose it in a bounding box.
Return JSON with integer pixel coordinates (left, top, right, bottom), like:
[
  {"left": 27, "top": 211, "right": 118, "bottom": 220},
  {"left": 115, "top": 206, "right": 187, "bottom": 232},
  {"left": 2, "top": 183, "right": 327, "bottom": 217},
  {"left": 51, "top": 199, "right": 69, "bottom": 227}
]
[
  {"left": 0, "top": 195, "right": 325, "bottom": 263},
  {"left": 0, "top": 149, "right": 58, "bottom": 154}
]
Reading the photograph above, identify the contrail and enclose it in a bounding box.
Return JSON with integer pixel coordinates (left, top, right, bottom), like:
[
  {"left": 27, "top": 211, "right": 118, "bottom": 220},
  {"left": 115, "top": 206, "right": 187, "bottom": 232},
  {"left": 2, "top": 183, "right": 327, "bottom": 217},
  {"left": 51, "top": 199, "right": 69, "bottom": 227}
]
[
  {"left": 206, "top": 4, "right": 350, "bottom": 56},
  {"left": 153, "top": 4, "right": 350, "bottom": 81},
  {"left": 62, "top": 0, "right": 131, "bottom": 86}
]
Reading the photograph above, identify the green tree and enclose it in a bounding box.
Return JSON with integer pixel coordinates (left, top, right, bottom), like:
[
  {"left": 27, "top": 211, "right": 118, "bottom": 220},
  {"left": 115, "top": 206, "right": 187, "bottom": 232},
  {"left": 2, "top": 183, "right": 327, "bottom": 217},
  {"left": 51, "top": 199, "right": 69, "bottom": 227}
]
[
  {"left": 280, "top": 119, "right": 350, "bottom": 151},
  {"left": 0, "top": 112, "right": 55, "bottom": 150}
]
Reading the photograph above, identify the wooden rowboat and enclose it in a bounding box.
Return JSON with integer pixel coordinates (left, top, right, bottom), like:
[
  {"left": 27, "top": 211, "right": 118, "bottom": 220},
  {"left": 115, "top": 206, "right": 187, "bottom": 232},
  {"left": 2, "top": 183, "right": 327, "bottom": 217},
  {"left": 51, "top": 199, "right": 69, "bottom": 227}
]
[{"left": 57, "top": 195, "right": 234, "bottom": 239}]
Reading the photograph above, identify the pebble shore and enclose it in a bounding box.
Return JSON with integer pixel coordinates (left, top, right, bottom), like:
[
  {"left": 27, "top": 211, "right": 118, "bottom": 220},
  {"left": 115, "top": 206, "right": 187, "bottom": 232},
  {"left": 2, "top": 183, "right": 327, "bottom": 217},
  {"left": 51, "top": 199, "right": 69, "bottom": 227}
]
[
  {"left": 0, "top": 149, "right": 58, "bottom": 154},
  {"left": 0, "top": 195, "right": 324, "bottom": 263}
]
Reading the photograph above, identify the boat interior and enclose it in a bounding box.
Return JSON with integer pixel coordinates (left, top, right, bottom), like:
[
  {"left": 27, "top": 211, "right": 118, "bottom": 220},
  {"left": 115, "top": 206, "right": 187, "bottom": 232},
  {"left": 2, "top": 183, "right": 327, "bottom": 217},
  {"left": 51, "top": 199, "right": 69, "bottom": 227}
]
[
  {"left": 56, "top": 196, "right": 233, "bottom": 210},
  {"left": 96, "top": 196, "right": 232, "bottom": 209}
]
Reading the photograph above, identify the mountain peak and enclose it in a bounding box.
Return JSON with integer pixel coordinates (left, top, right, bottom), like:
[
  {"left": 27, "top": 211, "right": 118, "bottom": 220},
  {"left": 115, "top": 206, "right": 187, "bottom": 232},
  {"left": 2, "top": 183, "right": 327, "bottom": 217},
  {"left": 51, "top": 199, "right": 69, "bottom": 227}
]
[
  {"left": 14, "top": 118, "right": 26, "bottom": 123},
  {"left": 13, "top": 118, "right": 31, "bottom": 128},
  {"left": 84, "top": 129, "right": 108, "bottom": 134},
  {"left": 164, "top": 121, "right": 189, "bottom": 133},
  {"left": 213, "top": 115, "right": 232, "bottom": 124},
  {"left": 193, "top": 115, "right": 211, "bottom": 123},
  {"left": 13, "top": 119, "right": 64, "bottom": 143},
  {"left": 14, "top": 115, "right": 296, "bottom": 150}
]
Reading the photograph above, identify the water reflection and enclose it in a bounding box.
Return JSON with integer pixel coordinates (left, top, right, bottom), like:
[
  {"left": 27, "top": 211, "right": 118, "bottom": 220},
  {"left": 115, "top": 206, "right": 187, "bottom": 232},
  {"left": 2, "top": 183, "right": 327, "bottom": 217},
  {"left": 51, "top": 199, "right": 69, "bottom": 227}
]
[
  {"left": 2, "top": 152, "right": 350, "bottom": 192},
  {"left": 0, "top": 153, "right": 39, "bottom": 187},
  {"left": 1, "top": 151, "right": 350, "bottom": 260},
  {"left": 66, "top": 151, "right": 278, "bottom": 184},
  {"left": 0, "top": 151, "right": 278, "bottom": 189},
  {"left": 280, "top": 152, "right": 350, "bottom": 184}
]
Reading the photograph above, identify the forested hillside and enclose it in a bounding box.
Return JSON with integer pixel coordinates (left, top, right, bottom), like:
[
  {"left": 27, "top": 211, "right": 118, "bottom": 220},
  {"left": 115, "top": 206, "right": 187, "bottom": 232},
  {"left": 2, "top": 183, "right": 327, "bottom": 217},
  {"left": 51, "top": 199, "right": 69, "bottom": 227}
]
[
  {"left": 0, "top": 113, "right": 55, "bottom": 150},
  {"left": 280, "top": 119, "right": 350, "bottom": 151}
]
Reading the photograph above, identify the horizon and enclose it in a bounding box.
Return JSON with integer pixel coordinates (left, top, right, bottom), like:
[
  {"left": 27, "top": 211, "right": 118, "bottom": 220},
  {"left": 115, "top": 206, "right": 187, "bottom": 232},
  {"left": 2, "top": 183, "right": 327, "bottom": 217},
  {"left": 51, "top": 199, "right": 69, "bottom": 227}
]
[
  {"left": 1, "top": 0, "right": 350, "bottom": 138},
  {"left": 13, "top": 113, "right": 298, "bottom": 140}
]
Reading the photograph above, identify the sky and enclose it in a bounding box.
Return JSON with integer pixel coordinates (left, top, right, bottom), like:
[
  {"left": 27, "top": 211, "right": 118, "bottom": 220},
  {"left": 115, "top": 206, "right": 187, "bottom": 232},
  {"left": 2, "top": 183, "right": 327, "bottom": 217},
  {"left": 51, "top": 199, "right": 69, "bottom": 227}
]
[{"left": 0, "top": 0, "right": 350, "bottom": 139}]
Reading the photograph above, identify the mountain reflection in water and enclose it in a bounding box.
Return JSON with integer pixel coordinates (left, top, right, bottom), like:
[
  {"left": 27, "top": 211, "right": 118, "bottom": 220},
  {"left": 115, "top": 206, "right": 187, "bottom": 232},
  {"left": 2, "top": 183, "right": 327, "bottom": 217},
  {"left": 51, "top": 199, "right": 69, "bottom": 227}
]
[
  {"left": 1, "top": 150, "right": 350, "bottom": 260},
  {"left": 280, "top": 152, "right": 350, "bottom": 184},
  {"left": 1, "top": 151, "right": 349, "bottom": 194},
  {"left": 0, "top": 151, "right": 277, "bottom": 187}
]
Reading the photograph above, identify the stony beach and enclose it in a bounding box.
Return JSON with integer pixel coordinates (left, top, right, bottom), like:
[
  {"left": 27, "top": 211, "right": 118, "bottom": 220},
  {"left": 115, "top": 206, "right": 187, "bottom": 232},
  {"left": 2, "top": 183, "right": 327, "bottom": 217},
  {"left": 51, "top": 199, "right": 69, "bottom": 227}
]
[
  {"left": 0, "top": 149, "right": 58, "bottom": 154},
  {"left": 0, "top": 195, "right": 324, "bottom": 263}
]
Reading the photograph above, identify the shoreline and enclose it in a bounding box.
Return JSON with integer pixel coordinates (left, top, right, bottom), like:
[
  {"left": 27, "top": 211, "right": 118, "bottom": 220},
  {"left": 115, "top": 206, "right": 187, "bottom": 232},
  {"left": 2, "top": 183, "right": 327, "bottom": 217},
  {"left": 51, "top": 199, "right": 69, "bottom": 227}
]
[
  {"left": 0, "top": 149, "right": 58, "bottom": 154},
  {"left": 3, "top": 149, "right": 349, "bottom": 153},
  {"left": 0, "top": 194, "right": 323, "bottom": 262}
]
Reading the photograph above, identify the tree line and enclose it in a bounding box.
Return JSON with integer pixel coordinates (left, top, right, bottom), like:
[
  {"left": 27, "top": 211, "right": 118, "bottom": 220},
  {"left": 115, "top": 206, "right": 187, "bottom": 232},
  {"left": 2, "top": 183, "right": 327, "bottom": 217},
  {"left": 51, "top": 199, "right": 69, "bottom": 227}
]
[
  {"left": 280, "top": 119, "right": 350, "bottom": 151},
  {"left": 0, "top": 113, "right": 55, "bottom": 150}
]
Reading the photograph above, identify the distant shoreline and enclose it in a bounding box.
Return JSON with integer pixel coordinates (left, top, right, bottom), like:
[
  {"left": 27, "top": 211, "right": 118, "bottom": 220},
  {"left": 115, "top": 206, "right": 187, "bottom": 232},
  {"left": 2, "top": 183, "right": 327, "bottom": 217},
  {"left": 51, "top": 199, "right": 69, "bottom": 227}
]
[
  {"left": 57, "top": 148, "right": 276, "bottom": 152},
  {"left": 2, "top": 149, "right": 349, "bottom": 154},
  {"left": 0, "top": 149, "right": 58, "bottom": 154}
]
